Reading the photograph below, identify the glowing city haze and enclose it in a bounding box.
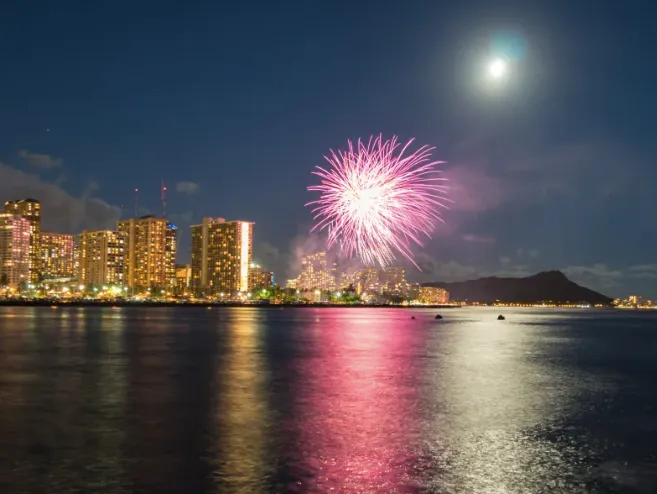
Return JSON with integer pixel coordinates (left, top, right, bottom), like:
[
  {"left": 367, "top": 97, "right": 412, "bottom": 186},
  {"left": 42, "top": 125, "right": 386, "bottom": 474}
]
[{"left": 307, "top": 135, "right": 449, "bottom": 269}]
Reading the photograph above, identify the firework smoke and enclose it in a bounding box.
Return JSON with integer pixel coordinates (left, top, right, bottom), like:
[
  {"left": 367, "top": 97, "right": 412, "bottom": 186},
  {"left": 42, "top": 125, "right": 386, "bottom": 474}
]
[{"left": 306, "top": 135, "right": 449, "bottom": 268}]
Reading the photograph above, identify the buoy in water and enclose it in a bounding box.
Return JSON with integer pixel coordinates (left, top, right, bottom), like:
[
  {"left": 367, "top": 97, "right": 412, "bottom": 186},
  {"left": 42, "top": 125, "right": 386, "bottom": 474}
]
[
  {"left": 435, "top": 314, "right": 443, "bottom": 320},
  {"left": 497, "top": 315, "right": 505, "bottom": 320},
  {"left": 411, "top": 316, "right": 416, "bottom": 320}
]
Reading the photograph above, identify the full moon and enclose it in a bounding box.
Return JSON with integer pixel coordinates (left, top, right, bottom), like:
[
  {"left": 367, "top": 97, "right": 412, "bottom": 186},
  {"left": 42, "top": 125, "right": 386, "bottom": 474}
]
[{"left": 488, "top": 58, "right": 507, "bottom": 79}]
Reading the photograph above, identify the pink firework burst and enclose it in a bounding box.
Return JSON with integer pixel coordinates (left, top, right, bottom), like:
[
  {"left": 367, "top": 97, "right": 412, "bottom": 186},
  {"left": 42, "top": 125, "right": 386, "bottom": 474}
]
[{"left": 306, "top": 135, "right": 449, "bottom": 268}]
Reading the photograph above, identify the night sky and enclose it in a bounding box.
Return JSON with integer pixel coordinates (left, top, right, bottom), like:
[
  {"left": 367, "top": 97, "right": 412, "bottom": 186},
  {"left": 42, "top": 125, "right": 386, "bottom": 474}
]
[{"left": 2, "top": 1, "right": 656, "bottom": 297}]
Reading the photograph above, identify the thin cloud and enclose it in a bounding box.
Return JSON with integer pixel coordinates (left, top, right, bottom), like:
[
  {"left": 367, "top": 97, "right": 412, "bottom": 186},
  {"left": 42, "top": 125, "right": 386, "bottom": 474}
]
[
  {"left": 169, "top": 211, "right": 194, "bottom": 224},
  {"left": 412, "top": 253, "right": 479, "bottom": 282},
  {"left": 18, "top": 150, "right": 62, "bottom": 169},
  {"left": 411, "top": 253, "right": 657, "bottom": 298},
  {"left": 628, "top": 264, "right": 657, "bottom": 273},
  {"left": 176, "top": 181, "right": 199, "bottom": 194},
  {"left": 462, "top": 233, "right": 495, "bottom": 244},
  {"left": 562, "top": 264, "right": 624, "bottom": 289},
  {"left": 560, "top": 263, "right": 657, "bottom": 296},
  {"left": 450, "top": 132, "right": 647, "bottom": 209},
  {"left": 528, "top": 249, "right": 540, "bottom": 259},
  {"left": 83, "top": 180, "right": 100, "bottom": 197},
  {"left": 443, "top": 165, "right": 506, "bottom": 212},
  {"left": 0, "top": 161, "right": 120, "bottom": 232}
]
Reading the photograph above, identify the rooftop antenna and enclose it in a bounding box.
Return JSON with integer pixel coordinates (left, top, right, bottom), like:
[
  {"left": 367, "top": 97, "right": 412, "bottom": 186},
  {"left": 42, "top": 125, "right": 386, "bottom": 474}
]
[
  {"left": 134, "top": 188, "right": 139, "bottom": 218},
  {"left": 161, "top": 180, "right": 167, "bottom": 218}
]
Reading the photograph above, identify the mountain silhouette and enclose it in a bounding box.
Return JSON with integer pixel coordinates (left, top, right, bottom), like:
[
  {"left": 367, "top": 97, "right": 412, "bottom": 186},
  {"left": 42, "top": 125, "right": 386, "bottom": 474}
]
[{"left": 422, "top": 270, "right": 612, "bottom": 304}]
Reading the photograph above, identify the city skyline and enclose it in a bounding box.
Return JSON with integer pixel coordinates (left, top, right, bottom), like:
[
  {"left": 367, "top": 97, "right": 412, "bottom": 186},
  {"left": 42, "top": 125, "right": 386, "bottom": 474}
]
[
  {"left": 0, "top": 195, "right": 652, "bottom": 306},
  {"left": 2, "top": 2, "right": 657, "bottom": 297},
  {"left": 0, "top": 193, "right": 654, "bottom": 301}
]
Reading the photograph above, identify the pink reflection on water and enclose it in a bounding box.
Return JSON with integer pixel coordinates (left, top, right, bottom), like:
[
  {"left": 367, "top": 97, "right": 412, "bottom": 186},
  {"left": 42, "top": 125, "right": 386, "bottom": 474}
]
[{"left": 286, "top": 309, "right": 426, "bottom": 493}]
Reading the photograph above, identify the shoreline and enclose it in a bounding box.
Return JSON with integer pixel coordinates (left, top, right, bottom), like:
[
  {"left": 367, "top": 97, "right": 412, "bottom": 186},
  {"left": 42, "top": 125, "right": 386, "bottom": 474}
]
[
  {"left": 0, "top": 300, "right": 461, "bottom": 309},
  {"left": 0, "top": 300, "right": 624, "bottom": 309}
]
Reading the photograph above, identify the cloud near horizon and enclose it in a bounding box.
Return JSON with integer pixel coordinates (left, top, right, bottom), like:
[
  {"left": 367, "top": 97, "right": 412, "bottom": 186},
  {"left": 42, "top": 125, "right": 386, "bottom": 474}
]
[
  {"left": 461, "top": 233, "right": 495, "bottom": 244},
  {"left": 18, "top": 150, "right": 62, "bottom": 169},
  {"left": 0, "top": 161, "right": 120, "bottom": 232},
  {"left": 431, "top": 130, "right": 657, "bottom": 298},
  {"left": 176, "top": 181, "right": 199, "bottom": 194},
  {"left": 412, "top": 256, "right": 657, "bottom": 299},
  {"left": 450, "top": 133, "right": 642, "bottom": 202}
]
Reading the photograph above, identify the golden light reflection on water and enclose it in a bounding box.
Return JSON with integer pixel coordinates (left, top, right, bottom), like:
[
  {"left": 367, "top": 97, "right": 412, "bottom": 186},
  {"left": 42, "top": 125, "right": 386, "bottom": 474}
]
[
  {"left": 0, "top": 307, "right": 129, "bottom": 492},
  {"left": 78, "top": 308, "right": 128, "bottom": 491},
  {"left": 210, "top": 308, "right": 271, "bottom": 493}
]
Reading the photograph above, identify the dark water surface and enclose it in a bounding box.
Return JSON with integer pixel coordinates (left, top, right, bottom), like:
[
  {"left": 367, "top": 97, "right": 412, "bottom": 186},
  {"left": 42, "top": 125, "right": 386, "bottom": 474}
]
[{"left": 0, "top": 307, "right": 656, "bottom": 493}]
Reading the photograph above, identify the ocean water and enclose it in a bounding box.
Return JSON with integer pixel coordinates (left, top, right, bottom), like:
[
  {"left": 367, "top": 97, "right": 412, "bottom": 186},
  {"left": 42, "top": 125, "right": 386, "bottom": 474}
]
[{"left": 0, "top": 306, "right": 655, "bottom": 493}]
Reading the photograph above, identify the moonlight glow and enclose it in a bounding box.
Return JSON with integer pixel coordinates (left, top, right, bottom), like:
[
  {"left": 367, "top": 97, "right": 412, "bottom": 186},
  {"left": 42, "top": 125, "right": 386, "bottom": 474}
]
[
  {"left": 306, "top": 135, "right": 449, "bottom": 268},
  {"left": 488, "top": 58, "right": 507, "bottom": 78}
]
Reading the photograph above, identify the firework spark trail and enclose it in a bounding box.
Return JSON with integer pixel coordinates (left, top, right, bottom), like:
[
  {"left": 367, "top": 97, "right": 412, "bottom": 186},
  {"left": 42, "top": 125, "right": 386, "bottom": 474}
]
[{"left": 306, "top": 135, "right": 449, "bottom": 268}]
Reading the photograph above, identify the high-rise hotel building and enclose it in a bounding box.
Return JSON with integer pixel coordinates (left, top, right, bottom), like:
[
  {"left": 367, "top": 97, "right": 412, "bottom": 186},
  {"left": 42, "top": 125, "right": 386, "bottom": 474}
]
[
  {"left": 41, "top": 232, "right": 76, "bottom": 279},
  {"left": 4, "top": 199, "right": 41, "bottom": 282},
  {"left": 165, "top": 222, "right": 177, "bottom": 289},
  {"left": 0, "top": 214, "right": 31, "bottom": 288},
  {"left": 191, "top": 218, "right": 253, "bottom": 296},
  {"left": 79, "top": 230, "right": 125, "bottom": 286},
  {"left": 354, "top": 266, "right": 406, "bottom": 295},
  {"left": 174, "top": 264, "right": 192, "bottom": 296},
  {"left": 248, "top": 263, "right": 273, "bottom": 290},
  {"left": 118, "top": 216, "right": 177, "bottom": 290}
]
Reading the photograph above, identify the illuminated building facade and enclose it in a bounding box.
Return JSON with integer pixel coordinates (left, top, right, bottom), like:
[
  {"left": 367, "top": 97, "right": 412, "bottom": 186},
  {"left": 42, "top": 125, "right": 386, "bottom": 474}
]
[
  {"left": 175, "top": 264, "right": 191, "bottom": 296},
  {"left": 614, "top": 295, "right": 654, "bottom": 308},
  {"left": 382, "top": 267, "right": 405, "bottom": 293},
  {"left": 79, "top": 230, "right": 125, "bottom": 286},
  {"left": 4, "top": 199, "right": 41, "bottom": 282},
  {"left": 248, "top": 264, "right": 273, "bottom": 290},
  {"left": 191, "top": 218, "right": 253, "bottom": 296},
  {"left": 41, "top": 232, "right": 76, "bottom": 279},
  {"left": 73, "top": 239, "right": 81, "bottom": 281},
  {"left": 418, "top": 287, "right": 449, "bottom": 305},
  {"left": 405, "top": 282, "right": 421, "bottom": 300},
  {"left": 297, "top": 251, "right": 336, "bottom": 291},
  {"left": 166, "top": 224, "right": 177, "bottom": 290},
  {"left": 0, "top": 214, "right": 31, "bottom": 288},
  {"left": 337, "top": 271, "right": 356, "bottom": 290},
  {"left": 355, "top": 268, "right": 381, "bottom": 294},
  {"left": 353, "top": 267, "right": 408, "bottom": 295},
  {"left": 118, "top": 216, "right": 177, "bottom": 290}
]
